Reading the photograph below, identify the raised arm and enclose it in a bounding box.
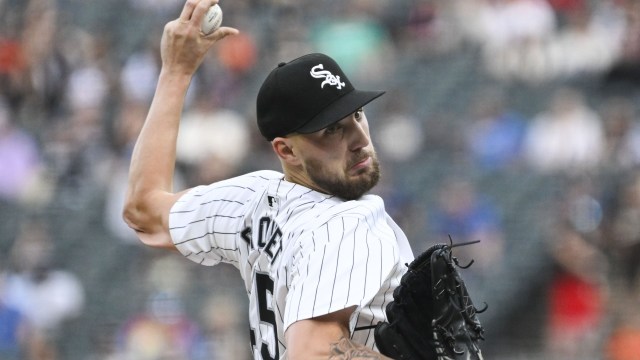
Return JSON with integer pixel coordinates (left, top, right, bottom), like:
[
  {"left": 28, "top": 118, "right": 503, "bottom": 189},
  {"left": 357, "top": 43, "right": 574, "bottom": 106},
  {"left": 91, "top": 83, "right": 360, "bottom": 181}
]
[{"left": 122, "top": 0, "right": 238, "bottom": 249}]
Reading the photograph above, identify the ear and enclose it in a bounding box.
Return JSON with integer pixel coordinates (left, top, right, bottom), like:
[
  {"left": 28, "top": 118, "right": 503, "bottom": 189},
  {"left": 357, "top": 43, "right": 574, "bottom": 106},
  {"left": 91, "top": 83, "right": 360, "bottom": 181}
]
[{"left": 272, "top": 137, "right": 301, "bottom": 166}]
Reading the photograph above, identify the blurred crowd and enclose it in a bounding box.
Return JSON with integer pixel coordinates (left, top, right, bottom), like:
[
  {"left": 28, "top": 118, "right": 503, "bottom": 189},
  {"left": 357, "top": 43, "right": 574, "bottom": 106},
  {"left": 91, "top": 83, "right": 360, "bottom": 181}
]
[{"left": 1, "top": 0, "right": 640, "bottom": 359}]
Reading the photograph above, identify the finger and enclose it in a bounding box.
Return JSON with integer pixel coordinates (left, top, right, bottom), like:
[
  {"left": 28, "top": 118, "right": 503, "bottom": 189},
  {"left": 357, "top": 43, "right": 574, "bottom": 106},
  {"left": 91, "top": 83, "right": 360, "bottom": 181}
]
[
  {"left": 178, "top": 0, "right": 200, "bottom": 22},
  {"left": 204, "top": 26, "right": 239, "bottom": 40},
  {"left": 191, "top": 0, "right": 217, "bottom": 29}
]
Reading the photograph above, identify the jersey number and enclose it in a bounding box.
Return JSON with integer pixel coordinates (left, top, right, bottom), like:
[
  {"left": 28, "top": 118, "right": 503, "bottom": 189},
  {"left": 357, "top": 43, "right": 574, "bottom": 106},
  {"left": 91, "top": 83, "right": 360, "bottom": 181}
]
[{"left": 250, "top": 273, "right": 279, "bottom": 360}]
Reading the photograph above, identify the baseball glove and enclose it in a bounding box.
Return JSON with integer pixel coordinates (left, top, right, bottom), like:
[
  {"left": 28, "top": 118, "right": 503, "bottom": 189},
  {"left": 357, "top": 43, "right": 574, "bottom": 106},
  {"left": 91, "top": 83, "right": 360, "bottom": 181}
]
[{"left": 374, "top": 238, "right": 486, "bottom": 360}]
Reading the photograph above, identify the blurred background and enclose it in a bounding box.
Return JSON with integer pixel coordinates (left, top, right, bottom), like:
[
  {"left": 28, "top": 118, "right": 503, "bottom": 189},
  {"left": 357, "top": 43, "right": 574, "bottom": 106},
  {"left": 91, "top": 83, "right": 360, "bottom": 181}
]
[{"left": 1, "top": 0, "right": 640, "bottom": 359}]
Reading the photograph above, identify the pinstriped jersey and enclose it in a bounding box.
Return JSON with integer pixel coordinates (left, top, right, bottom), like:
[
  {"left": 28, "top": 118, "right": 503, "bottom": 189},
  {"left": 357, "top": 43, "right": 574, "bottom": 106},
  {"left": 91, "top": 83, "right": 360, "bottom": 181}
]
[{"left": 169, "top": 170, "right": 414, "bottom": 359}]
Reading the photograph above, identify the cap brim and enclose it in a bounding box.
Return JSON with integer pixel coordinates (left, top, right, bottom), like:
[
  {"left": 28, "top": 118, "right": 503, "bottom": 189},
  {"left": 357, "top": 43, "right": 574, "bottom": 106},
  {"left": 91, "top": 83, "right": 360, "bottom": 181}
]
[{"left": 295, "top": 89, "right": 385, "bottom": 134}]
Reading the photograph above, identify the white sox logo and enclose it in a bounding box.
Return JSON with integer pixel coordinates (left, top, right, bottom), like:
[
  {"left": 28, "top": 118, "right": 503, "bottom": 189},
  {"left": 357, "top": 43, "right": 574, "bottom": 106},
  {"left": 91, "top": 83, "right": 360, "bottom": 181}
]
[{"left": 310, "top": 64, "right": 345, "bottom": 89}]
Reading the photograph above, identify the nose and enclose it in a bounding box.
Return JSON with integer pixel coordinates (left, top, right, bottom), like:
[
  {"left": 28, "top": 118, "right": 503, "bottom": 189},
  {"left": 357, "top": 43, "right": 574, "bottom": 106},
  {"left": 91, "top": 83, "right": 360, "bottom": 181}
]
[{"left": 347, "top": 117, "right": 370, "bottom": 152}]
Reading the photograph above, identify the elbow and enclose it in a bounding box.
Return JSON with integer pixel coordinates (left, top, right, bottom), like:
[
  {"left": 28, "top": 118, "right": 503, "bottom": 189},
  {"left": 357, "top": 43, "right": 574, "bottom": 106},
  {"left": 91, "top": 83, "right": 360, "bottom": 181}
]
[
  {"left": 122, "top": 195, "right": 152, "bottom": 242},
  {"left": 122, "top": 197, "right": 144, "bottom": 235},
  {"left": 122, "top": 186, "right": 139, "bottom": 223},
  {"left": 121, "top": 191, "right": 176, "bottom": 250},
  {"left": 121, "top": 200, "right": 137, "bottom": 230}
]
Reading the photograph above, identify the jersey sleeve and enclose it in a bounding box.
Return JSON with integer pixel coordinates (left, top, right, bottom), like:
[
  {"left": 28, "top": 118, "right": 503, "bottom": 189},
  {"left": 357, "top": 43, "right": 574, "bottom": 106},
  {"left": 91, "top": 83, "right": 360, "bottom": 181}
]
[
  {"left": 168, "top": 175, "right": 258, "bottom": 267},
  {"left": 283, "top": 215, "right": 401, "bottom": 330}
]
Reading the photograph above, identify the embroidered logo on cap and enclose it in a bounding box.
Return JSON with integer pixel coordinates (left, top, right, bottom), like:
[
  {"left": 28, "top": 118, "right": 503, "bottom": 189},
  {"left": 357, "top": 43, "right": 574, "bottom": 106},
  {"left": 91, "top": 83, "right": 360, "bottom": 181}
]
[{"left": 310, "top": 64, "right": 345, "bottom": 89}]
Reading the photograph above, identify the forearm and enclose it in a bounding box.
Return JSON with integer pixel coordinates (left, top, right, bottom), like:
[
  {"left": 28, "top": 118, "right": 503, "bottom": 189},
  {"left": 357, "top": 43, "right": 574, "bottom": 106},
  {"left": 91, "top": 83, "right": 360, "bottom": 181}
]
[
  {"left": 123, "top": 71, "right": 191, "bottom": 235},
  {"left": 286, "top": 308, "right": 392, "bottom": 360},
  {"left": 329, "top": 337, "right": 392, "bottom": 360},
  {"left": 128, "top": 71, "right": 191, "bottom": 195}
]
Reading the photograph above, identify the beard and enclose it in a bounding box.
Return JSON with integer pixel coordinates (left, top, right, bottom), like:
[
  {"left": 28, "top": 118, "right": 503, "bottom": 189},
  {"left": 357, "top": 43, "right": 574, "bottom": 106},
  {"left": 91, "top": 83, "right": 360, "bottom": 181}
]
[{"left": 304, "top": 151, "right": 381, "bottom": 200}]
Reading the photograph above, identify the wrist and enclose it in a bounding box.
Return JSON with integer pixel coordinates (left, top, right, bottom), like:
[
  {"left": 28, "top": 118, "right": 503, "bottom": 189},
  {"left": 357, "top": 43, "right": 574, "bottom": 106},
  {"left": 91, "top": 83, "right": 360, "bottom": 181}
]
[{"left": 158, "top": 69, "right": 193, "bottom": 90}]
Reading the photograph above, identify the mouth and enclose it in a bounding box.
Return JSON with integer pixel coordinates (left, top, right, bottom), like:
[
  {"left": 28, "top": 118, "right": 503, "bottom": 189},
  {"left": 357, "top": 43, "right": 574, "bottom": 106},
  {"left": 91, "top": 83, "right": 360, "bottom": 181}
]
[{"left": 349, "top": 156, "right": 372, "bottom": 174}]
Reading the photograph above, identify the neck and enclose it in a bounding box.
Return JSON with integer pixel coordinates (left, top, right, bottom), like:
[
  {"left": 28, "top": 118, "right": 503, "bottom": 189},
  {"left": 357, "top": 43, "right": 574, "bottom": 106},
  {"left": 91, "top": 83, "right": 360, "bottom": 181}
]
[{"left": 283, "top": 169, "right": 328, "bottom": 195}]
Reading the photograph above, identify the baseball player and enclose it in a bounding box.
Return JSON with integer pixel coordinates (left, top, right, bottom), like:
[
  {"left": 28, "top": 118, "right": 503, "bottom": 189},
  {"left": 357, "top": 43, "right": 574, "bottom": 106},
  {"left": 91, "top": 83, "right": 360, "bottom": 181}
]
[{"left": 123, "top": 0, "right": 414, "bottom": 358}]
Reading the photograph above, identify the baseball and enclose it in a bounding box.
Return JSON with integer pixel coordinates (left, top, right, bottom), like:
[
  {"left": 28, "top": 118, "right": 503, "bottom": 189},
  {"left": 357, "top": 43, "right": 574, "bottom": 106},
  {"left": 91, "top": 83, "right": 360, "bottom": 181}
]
[{"left": 201, "top": 4, "right": 223, "bottom": 35}]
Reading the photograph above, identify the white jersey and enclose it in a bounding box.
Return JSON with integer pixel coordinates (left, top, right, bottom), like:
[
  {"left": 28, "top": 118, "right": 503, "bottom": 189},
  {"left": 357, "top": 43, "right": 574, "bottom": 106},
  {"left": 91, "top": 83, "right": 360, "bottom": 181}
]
[{"left": 169, "top": 170, "right": 414, "bottom": 359}]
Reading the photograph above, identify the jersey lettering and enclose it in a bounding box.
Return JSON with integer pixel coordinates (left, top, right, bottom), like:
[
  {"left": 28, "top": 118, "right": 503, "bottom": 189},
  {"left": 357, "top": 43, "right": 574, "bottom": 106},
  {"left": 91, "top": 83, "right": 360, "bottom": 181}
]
[
  {"left": 251, "top": 272, "right": 279, "bottom": 360},
  {"left": 242, "top": 217, "right": 283, "bottom": 264},
  {"left": 242, "top": 227, "right": 252, "bottom": 245}
]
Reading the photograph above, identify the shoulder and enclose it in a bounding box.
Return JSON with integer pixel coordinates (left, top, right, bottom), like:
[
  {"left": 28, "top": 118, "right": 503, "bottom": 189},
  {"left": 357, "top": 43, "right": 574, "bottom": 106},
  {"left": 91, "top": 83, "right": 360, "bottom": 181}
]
[
  {"left": 244, "top": 170, "right": 285, "bottom": 181},
  {"left": 170, "top": 170, "right": 284, "bottom": 224},
  {"left": 213, "top": 170, "right": 284, "bottom": 188},
  {"left": 179, "top": 170, "right": 283, "bottom": 198}
]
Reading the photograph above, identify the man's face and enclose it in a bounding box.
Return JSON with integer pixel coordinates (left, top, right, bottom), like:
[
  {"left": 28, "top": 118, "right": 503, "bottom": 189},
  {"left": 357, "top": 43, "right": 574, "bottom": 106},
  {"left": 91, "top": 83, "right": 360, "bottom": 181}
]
[{"left": 287, "top": 109, "right": 381, "bottom": 200}]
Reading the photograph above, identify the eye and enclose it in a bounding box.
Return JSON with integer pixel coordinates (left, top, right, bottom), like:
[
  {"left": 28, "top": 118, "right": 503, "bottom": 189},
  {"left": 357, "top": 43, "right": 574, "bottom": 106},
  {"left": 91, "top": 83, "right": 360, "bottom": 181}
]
[
  {"left": 354, "top": 108, "right": 364, "bottom": 121},
  {"left": 324, "top": 123, "right": 342, "bottom": 135}
]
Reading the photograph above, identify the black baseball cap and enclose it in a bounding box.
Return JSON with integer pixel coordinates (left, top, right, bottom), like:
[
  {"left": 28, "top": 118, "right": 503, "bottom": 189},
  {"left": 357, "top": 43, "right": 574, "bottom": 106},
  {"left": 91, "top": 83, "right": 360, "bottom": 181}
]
[{"left": 256, "top": 53, "right": 385, "bottom": 141}]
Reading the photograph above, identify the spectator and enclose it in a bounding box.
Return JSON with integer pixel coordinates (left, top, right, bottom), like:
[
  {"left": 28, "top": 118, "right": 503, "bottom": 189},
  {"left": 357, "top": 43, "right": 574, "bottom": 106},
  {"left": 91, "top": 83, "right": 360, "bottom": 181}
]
[
  {"left": 470, "top": 0, "right": 556, "bottom": 49},
  {"left": 0, "top": 96, "right": 46, "bottom": 205},
  {"left": 41, "top": 31, "right": 114, "bottom": 208},
  {"left": 603, "top": 0, "right": 640, "bottom": 87},
  {"left": 428, "top": 177, "right": 505, "bottom": 280},
  {"left": 460, "top": 0, "right": 625, "bottom": 82},
  {"left": 42, "top": 103, "right": 109, "bottom": 207},
  {"left": 114, "top": 292, "right": 207, "bottom": 360},
  {"left": 2, "top": 219, "right": 85, "bottom": 360},
  {"left": 0, "top": 271, "right": 32, "bottom": 360},
  {"left": 309, "top": 0, "right": 394, "bottom": 82},
  {"left": 543, "top": 177, "right": 607, "bottom": 359},
  {"left": 200, "top": 293, "right": 251, "bottom": 360},
  {"left": 547, "top": 0, "right": 587, "bottom": 24},
  {"left": 119, "top": 41, "right": 160, "bottom": 105},
  {"left": 600, "top": 96, "right": 640, "bottom": 171},
  {"left": 549, "top": 1, "right": 625, "bottom": 79},
  {"left": 524, "top": 87, "right": 605, "bottom": 174},
  {"left": 463, "top": 87, "right": 527, "bottom": 171},
  {"left": 545, "top": 224, "right": 607, "bottom": 359},
  {"left": 460, "top": 0, "right": 556, "bottom": 81},
  {"left": 375, "top": 113, "right": 424, "bottom": 162},
  {"left": 395, "top": 0, "right": 464, "bottom": 57},
  {"left": 601, "top": 170, "right": 640, "bottom": 360},
  {"left": 176, "top": 92, "right": 251, "bottom": 187},
  {"left": 605, "top": 272, "right": 640, "bottom": 360},
  {"left": 8, "top": 0, "right": 68, "bottom": 128},
  {"left": 113, "top": 255, "right": 207, "bottom": 360}
]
